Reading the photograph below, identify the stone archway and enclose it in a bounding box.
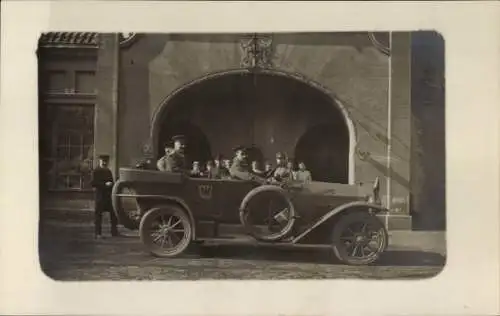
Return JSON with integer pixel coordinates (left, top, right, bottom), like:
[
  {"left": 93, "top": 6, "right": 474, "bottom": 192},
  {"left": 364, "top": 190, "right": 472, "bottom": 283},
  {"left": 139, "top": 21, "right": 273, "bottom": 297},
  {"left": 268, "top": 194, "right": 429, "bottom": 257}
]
[{"left": 151, "top": 69, "right": 357, "bottom": 184}]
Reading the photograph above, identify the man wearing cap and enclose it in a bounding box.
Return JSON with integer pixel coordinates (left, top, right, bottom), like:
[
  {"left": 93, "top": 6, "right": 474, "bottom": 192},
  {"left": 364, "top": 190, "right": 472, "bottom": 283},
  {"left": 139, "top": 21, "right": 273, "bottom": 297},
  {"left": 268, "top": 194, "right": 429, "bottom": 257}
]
[
  {"left": 272, "top": 152, "right": 291, "bottom": 182},
  {"left": 157, "top": 135, "right": 187, "bottom": 173},
  {"left": 90, "top": 154, "right": 119, "bottom": 239},
  {"left": 230, "top": 146, "right": 266, "bottom": 182}
]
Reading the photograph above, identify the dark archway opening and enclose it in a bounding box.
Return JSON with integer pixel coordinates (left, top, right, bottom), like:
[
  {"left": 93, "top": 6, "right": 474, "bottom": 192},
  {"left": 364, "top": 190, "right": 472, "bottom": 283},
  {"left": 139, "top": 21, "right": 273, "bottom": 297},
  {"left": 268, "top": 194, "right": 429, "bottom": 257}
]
[
  {"left": 158, "top": 121, "right": 212, "bottom": 167},
  {"left": 156, "top": 72, "right": 351, "bottom": 182},
  {"left": 295, "top": 123, "right": 349, "bottom": 183}
]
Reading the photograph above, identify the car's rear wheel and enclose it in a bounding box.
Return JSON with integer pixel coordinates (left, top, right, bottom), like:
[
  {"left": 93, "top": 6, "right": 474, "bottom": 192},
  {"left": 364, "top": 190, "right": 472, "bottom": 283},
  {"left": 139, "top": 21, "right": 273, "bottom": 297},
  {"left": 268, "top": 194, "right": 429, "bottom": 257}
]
[
  {"left": 239, "top": 185, "right": 296, "bottom": 242},
  {"left": 331, "top": 211, "right": 388, "bottom": 265},
  {"left": 139, "top": 205, "right": 192, "bottom": 258}
]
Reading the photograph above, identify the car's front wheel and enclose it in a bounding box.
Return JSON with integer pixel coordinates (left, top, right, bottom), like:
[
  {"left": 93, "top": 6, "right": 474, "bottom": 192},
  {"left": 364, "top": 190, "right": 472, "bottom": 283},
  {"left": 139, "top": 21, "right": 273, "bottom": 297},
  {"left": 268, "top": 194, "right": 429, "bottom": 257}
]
[
  {"left": 331, "top": 211, "right": 388, "bottom": 265},
  {"left": 139, "top": 205, "right": 192, "bottom": 258}
]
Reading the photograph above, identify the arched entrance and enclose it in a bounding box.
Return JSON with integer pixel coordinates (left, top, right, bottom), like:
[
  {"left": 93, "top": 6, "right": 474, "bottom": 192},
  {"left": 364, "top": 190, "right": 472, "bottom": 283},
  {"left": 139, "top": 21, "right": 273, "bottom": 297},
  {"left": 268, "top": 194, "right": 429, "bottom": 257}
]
[
  {"left": 152, "top": 69, "right": 356, "bottom": 183},
  {"left": 295, "top": 123, "right": 349, "bottom": 183}
]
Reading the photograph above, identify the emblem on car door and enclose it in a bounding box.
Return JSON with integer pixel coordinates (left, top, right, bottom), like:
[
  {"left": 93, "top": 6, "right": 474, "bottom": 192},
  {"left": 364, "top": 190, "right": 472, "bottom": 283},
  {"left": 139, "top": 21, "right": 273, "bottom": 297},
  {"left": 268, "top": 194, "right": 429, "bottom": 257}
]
[{"left": 198, "top": 184, "right": 213, "bottom": 200}]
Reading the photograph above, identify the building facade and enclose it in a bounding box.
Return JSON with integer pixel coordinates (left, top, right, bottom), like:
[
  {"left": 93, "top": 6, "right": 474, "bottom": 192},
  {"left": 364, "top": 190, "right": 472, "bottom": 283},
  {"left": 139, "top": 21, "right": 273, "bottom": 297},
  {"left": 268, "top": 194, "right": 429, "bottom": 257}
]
[{"left": 38, "top": 32, "right": 445, "bottom": 230}]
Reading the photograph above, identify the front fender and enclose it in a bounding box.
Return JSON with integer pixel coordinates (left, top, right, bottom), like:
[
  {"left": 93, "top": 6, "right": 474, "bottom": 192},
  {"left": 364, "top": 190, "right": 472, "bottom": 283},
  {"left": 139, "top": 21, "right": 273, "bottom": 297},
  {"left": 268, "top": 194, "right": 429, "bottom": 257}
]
[
  {"left": 136, "top": 195, "right": 196, "bottom": 240},
  {"left": 292, "top": 201, "right": 387, "bottom": 243}
]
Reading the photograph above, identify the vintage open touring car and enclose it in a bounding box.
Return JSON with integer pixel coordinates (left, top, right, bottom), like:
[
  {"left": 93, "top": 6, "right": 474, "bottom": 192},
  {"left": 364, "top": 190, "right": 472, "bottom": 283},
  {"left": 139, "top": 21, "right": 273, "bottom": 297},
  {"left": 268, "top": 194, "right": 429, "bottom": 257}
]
[{"left": 112, "top": 167, "right": 389, "bottom": 265}]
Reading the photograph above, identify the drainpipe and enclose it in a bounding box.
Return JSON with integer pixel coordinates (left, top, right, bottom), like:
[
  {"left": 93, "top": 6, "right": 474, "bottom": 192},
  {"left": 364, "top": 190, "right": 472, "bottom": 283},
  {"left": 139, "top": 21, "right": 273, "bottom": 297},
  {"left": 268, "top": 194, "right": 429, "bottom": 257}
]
[
  {"left": 112, "top": 33, "right": 120, "bottom": 177},
  {"left": 385, "top": 32, "right": 393, "bottom": 229}
]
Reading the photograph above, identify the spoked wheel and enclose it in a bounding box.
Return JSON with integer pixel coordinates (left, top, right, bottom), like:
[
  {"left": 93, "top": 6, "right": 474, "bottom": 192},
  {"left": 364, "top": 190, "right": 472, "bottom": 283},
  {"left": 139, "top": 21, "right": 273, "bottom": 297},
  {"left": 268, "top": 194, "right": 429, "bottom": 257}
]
[
  {"left": 240, "top": 185, "right": 296, "bottom": 242},
  {"left": 332, "top": 212, "right": 388, "bottom": 265},
  {"left": 139, "top": 205, "right": 192, "bottom": 258}
]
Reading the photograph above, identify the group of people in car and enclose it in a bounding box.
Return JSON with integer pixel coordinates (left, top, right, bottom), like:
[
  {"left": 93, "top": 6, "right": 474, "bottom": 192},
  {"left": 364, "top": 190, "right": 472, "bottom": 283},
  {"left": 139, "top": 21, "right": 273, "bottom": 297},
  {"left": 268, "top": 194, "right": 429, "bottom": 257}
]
[
  {"left": 150, "top": 135, "right": 313, "bottom": 183},
  {"left": 188, "top": 151, "right": 312, "bottom": 182}
]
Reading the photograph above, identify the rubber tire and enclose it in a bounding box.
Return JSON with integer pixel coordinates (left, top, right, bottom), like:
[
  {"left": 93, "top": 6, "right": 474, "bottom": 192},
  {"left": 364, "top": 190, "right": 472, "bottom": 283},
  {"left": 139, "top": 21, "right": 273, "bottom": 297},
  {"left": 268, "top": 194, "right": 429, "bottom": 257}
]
[
  {"left": 332, "top": 211, "right": 388, "bottom": 265},
  {"left": 139, "top": 205, "right": 192, "bottom": 258},
  {"left": 239, "top": 184, "right": 296, "bottom": 242},
  {"left": 112, "top": 180, "right": 141, "bottom": 230}
]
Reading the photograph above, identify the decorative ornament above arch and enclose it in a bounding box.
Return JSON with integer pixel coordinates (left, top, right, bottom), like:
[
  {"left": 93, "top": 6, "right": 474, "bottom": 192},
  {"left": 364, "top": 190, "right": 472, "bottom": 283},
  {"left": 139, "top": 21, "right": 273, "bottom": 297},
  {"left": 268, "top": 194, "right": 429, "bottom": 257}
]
[
  {"left": 239, "top": 33, "right": 274, "bottom": 69},
  {"left": 119, "top": 32, "right": 139, "bottom": 48}
]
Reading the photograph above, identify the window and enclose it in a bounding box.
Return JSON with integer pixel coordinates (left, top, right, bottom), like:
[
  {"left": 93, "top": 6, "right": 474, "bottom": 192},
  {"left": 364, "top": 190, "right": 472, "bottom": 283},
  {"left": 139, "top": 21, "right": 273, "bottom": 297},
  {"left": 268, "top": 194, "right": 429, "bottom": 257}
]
[
  {"left": 42, "top": 104, "right": 95, "bottom": 190},
  {"left": 39, "top": 56, "right": 98, "bottom": 191},
  {"left": 46, "top": 70, "right": 69, "bottom": 93},
  {"left": 75, "top": 71, "right": 96, "bottom": 94}
]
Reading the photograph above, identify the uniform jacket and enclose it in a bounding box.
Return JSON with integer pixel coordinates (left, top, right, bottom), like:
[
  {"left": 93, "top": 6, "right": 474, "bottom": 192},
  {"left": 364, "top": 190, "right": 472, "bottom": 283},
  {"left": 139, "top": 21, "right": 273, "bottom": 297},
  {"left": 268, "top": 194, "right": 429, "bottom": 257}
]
[
  {"left": 218, "top": 166, "right": 231, "bottom": 179},
  {"left": 229, "top": 158, "right": 254, "bottom": 180},
  {"left": 295, "top": 170, "right": 312, "bottom": 182},
  {"left": 157, "top": 151, "right": 186, "bottom": 172},
  {"left": 204, "top": 167, "right": 219, "bottom": 179},
  {"left": 90, "top": 166, "right": 114, "bottom": 212},
  {"left": 273, "top": 166, "right": 291, "bottom": 181}
]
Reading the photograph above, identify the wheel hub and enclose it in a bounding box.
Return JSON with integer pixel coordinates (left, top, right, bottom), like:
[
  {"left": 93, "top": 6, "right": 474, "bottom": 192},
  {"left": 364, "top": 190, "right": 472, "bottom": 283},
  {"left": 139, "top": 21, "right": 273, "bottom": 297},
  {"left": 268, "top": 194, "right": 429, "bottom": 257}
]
[{"left": 355, "top": 235, "right": 366, "bottom": 243}]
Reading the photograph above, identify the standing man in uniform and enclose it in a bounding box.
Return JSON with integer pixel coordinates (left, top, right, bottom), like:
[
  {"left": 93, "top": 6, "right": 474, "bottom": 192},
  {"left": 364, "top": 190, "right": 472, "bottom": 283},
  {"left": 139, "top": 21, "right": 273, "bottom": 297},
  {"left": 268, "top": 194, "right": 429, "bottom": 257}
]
[
  {"left": 157, "top": 135, "right": 187, "bottom": 173},
  {"left": 91, "top": 154, "right": 119, "bottom": 239}
]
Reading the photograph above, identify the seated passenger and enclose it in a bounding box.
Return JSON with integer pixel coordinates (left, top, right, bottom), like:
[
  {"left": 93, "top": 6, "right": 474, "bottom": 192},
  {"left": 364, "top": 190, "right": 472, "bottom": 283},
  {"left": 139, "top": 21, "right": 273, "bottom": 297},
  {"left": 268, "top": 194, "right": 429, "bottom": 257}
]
[
  {"left": 229, "top": 146, "right": 265, "bottom": 182},
  {"left": 223, "top": 159, "right": 231, "bottom": 169},
  {"left": 214, "top": 155, "right": 223, "bottom": 170},
  {"left": 272, "top": 152, "right": 291, "bottom": 181},
  {"left": 190, "top": 161, "right": 202, "bottom": 177},
  {"left": 286, "top": 159, "right": 298, "bottom": 180},
  {"left": 203, "top": 160, "right": 218, "bottom": 179},
  {"left": 219, "top": 159, "right": 232, "bottom": 179},
  {"left": 157, "top": 135, "right": 187, "bottom": 172},
  {"left": 295, "top": 161, "right": 312, "bottom": 182}
]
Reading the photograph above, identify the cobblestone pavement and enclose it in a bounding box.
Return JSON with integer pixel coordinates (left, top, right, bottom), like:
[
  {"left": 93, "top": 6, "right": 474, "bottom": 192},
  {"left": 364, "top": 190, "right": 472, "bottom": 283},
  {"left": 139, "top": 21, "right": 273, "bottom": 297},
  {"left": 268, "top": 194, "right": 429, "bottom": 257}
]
[{"left": 39, "top": 219, "right": 446, "bottom": 281}]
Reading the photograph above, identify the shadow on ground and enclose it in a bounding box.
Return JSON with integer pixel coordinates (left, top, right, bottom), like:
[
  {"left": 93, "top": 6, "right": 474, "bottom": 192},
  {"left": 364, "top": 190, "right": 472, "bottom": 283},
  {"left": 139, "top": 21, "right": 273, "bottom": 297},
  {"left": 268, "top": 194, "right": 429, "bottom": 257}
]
[{"left": 195, "top": 244, "right": 445, "bottom": 267}]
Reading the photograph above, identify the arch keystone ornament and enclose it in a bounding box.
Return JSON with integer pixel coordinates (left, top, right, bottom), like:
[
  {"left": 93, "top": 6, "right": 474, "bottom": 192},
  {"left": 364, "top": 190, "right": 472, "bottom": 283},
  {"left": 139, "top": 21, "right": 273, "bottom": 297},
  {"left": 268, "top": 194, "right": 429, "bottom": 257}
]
[{"left": 239, "top": 33, "right": 274, "bottom": 69}]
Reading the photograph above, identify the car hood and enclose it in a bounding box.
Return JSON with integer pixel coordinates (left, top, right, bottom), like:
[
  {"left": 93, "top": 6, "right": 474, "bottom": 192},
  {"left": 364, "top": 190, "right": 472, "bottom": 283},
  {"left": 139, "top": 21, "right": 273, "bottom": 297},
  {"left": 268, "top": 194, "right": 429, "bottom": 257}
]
[{"left": 289, "top": 181, "right": 372, "bottom": 198}]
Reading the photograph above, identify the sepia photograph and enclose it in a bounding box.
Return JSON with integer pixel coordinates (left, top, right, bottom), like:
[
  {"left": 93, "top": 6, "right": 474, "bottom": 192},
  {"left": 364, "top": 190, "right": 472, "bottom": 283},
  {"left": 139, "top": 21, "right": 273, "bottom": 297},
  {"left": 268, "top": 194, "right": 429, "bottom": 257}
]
[
  {"left": 2, "top": 1, "right": 499, "bottom": 315},
  {"left": 37, "top": 30, "right": 446, "bottom": 281}
]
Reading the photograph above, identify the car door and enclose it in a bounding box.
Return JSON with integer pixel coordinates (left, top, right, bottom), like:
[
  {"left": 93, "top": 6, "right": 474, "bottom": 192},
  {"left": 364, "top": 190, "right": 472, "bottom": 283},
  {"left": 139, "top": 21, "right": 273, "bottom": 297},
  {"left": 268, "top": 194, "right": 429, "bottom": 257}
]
[
  {"left": 212, "top": 179, "right": 257, "bottom": 223},
  {"left": 185, "top": 178, "right": 218, "bottom": 221}
]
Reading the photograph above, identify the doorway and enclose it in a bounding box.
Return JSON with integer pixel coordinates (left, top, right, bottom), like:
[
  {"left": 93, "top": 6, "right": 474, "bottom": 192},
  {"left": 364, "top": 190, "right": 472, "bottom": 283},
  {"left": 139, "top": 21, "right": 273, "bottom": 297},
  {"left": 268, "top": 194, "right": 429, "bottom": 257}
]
[{"left": 153, "top": 70, "right": 354, "bottom": 182}]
